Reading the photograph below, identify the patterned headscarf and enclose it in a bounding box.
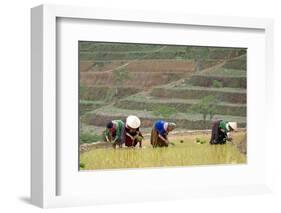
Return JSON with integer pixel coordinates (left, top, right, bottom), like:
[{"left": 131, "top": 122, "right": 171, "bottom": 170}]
[{"left": 168, "top": 122, "right": 176, "bottom": 130}]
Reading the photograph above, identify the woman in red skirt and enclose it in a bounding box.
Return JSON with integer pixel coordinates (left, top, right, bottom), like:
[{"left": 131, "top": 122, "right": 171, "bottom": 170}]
[{"left": 122, "top": 115, "right": 143, "bottom": 148}]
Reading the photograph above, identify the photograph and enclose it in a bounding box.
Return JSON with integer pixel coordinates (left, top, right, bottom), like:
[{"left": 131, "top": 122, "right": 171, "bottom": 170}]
[{"left": 78, "top": 41, "right": 247, "bottom": 170}]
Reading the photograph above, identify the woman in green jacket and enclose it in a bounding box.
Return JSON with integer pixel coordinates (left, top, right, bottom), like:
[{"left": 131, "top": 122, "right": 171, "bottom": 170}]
[
  {"left": 209, "top": 120, "right": 237, "bottom": 145},
  {"left": 103, "top": 120, "right": 124, "bottom": 148}
]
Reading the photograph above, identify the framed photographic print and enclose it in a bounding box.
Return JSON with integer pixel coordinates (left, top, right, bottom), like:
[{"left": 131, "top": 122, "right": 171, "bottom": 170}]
[
  {"left": 78, "top": 41, "right": 247, "bottom": 170},
  {"left": 31, "top": 4, "right": 274, "bottom": 208}
]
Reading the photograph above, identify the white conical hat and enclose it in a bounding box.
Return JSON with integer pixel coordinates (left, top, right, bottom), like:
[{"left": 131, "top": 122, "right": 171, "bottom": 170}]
[
  {"left": 126, "top": 115, "right": 141, "bottom": 129},
  {"left": 228, "top": 122, "right": 237, "bottom": 131}
]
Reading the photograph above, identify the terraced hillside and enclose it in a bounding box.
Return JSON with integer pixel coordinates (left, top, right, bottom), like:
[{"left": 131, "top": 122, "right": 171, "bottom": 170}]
[{"left": 79, "top": 42, "right": 246, "bottom": 137}]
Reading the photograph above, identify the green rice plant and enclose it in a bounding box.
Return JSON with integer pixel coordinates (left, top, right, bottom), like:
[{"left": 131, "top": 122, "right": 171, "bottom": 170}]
[
  {"left": 80, "top": 132, "right": 246, "bottom": 170},
  {"left": 195, "top": 138, "right": 206, "bottom": 144}
]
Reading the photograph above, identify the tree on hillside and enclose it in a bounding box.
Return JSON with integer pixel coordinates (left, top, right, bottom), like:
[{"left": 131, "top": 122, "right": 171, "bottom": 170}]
[{"left": 189, "top": 95, "right": 218, "bottom": 122}]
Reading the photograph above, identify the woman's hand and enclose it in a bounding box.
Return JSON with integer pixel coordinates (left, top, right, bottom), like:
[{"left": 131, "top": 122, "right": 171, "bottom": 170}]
[
  {"left": 226, "top": 133, "right": 233, "bottom": 141},
  {"left": 105, "top": 136, "right": 110, "bottom": 143}
]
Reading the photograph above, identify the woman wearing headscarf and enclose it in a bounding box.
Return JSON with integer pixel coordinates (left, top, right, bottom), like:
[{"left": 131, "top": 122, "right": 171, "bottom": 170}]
[
  {"left": 103, "top": 120, "right": 124, "bottom": 148},
  {"left": 151, "top": 120, "right": 176, "bottom": 147},
  {"left": 209, "top": 120, "right": 237, "bottom": 145},
  {"left": 122, "top": 115, "right": 143, "bottom": 148}
]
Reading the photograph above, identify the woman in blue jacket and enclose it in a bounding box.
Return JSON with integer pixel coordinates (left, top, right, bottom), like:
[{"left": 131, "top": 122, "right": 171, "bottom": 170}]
[{"left": 150, "top": 120, "right": 176, "bottom": 147}]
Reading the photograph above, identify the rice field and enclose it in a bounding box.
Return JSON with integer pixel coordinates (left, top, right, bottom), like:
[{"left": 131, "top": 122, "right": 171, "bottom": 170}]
[{"left": 80, "top": 131, "right": 246, "bottom": 170}]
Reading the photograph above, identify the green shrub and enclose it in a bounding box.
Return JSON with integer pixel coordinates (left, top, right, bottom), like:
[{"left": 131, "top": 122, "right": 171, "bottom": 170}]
[{"left": 212, "top": 80, "right": 223, "bottom": 88}]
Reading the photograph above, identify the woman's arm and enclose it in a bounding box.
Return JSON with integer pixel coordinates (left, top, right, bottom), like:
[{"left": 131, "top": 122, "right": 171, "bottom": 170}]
[
  {"left": 103, "top": 129, "right": 111, "bottom": 142},
  {"left": 158, "top": 134, "right": 169, "bottom": 145}
]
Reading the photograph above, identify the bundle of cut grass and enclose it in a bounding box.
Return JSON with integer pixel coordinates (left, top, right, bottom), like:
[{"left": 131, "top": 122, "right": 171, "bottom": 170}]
[{"left": 195, "top": 138, "right": 206, "bottom": 144}]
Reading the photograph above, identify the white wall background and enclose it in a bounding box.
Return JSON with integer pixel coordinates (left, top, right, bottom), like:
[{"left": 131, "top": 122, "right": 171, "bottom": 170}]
[{"left": 0, "top": 0, "right": 280, "bottom": 212}]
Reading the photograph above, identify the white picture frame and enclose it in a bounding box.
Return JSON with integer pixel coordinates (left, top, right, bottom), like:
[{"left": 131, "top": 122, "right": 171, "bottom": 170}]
[{"left": 31, "top": 4, "right": 274, "bottom": 208}]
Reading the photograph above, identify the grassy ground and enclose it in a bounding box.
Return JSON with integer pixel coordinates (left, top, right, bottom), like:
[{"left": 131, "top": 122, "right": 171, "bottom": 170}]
[{"left": 80, "top": 131, "right": 246, "bottom": 170}]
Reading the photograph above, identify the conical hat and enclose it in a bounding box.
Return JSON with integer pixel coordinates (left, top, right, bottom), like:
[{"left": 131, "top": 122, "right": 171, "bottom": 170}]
[
  {"left": 228, "top": 122, "right": 237, "bottom": 131},
  {"left": 126, "top": 115, "right": 141, "bottom": 129}
]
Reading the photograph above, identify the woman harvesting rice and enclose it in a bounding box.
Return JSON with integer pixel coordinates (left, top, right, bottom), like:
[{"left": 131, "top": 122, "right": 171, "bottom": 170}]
[
  {"left": 103, "top": 120, "right": 124, "bottom": 149},
  {"left": 151, "top": 120, "right": 176, "bottom": 147},
  {"left": 122, "top": 115, "right": 143, "bottom": 148},
  {"left": 209, "top": 120, "right": 237, "bottom": 145}
]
